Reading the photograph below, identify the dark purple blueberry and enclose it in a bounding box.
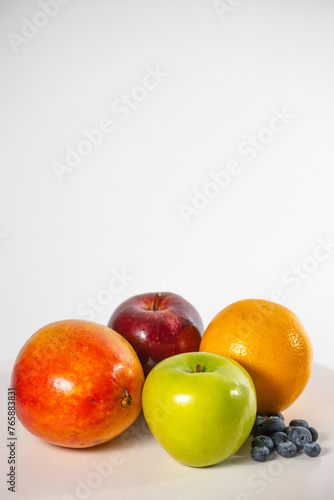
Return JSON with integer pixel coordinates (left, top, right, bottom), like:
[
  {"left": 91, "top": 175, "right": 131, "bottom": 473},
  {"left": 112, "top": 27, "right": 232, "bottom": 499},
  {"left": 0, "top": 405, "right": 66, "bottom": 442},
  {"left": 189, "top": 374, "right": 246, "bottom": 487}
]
[
  {"left": 268, "top": 413, "right": 284, "bottom": 421},
  {"left": 252, "top": 425, "right": 265, "bottom": 438},
  {"left": 251, "top": 415, "right": 265, "bottom": 436},
  {"left": 252, "top": 435, "right": 274, "bottom": 452},
  {"left": 308, "top": 427, "right": 319, "bottom": 442},
  {"left": 271, "top": 431, "right": 288, "bottom": 447},
  {"left": 290, "top": 426, "right": 312, "bottom": 450},
  {"left": 284, "top": 426, "right": 294, "bottom": 440},
  {"left": 261, "top": 416, "right": 286, "bottom": 435},
  {"left": 277, "top": 440, "right": 297, "bottom": 458},
  {"left": 289, "top": 419, "right": 309, "bottom": 428},
  {"left": 254, "top": 415, "right": 266, "bottom": 427},
  {"left": 251, "top": 445, "right": 270, "bottom": 462},
  {"left": 303, "top": 442, "right": 321, "bottom": 457}
]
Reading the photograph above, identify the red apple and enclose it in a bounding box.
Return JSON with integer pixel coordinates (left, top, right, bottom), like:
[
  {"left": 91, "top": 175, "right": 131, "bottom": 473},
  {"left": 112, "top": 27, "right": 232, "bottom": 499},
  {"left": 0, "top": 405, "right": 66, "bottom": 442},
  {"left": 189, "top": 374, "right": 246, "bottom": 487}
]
[
  {"left": 11, "top": 320, "right": 144, "bottom": 448},
  {"left": 107, "top": 292, "right": 204, "bottom": 376}
]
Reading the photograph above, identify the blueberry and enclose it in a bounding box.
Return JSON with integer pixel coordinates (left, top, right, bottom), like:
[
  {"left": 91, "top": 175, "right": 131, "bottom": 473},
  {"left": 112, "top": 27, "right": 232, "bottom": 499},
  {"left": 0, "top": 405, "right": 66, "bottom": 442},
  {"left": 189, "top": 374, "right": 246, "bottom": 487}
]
[
  {"left": 268, "top": 413, "right": 285, "bottom": 421},
  {"left": 252, "top": 435, "right": 275, "bottom": 452},
  {"left": 251, "top": 415, "right": 265, "bottom": 436},
  {"left": 284, "top": 426, "right": 294, "bottom": 440},
  {"left": 254, "top": 415, "right": 266, "bottom": 427},
  {"left": 251, "top": 445, "right": 270, "bottom": 462},
  {"left": 261, "top": 416, "right": 286, "bottom": 435},
  {"left": 290, "top": 426, "right": 312, "bottom": 450},
  {"left": 308, "top": 427, "right": 319, "bottom": 442},
  {"left": 271, "top": 431, "right": 288, "bottom": 447},
  {"left": 289, "top": 419, "right": 309, "bottom": 428},
  {"left": 277, "top": 440, "right": 297, "bottom": 458},
  {"left": 303, "top": 442, "right": 321, "bottom": 457},
  {"left": 252, "top": 426, "right": 265, "bottom": 438}
]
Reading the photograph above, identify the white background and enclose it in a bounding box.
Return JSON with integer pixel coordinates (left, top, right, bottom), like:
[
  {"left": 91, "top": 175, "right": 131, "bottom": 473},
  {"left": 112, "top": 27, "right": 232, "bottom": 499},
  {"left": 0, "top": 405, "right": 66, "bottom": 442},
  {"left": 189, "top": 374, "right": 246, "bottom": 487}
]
[{"left": 1, "top": 0, "right": 334, "bottom": 372}]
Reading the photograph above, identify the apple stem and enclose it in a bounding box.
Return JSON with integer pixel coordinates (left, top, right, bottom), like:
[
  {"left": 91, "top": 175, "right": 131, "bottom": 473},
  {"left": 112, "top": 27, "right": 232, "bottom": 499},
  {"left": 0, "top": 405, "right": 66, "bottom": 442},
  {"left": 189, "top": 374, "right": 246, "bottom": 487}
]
[
  {"left": 153, "top": 292, "right": 161, "bottom": 311},
  {"left": 120, "top": 389, "right": 132, "bottom": 408},
  {"left": 196, "top": 364, "right": 201, "bottom": 373}
]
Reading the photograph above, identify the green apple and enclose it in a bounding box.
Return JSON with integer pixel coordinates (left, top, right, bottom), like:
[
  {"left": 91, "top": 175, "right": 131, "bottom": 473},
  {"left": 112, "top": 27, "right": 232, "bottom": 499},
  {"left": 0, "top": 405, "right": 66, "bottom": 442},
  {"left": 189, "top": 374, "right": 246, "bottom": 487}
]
[{"left": 142, "top": 352, "right": 256, "bottom": 467}]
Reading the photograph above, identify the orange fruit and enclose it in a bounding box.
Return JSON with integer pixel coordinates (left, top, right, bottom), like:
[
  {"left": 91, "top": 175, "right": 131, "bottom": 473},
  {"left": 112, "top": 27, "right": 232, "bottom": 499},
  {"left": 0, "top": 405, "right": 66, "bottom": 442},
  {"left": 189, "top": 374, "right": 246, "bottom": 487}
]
[{"left": 199, "top": 299, "right": 313, "bottom": 415}]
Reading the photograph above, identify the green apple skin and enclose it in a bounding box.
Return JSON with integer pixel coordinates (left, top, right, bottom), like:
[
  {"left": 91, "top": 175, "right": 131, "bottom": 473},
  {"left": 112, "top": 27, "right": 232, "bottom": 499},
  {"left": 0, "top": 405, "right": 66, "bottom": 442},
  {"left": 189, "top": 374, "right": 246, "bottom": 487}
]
[{"left": 142, "top": 352, "right": 256, "bottom": 467}]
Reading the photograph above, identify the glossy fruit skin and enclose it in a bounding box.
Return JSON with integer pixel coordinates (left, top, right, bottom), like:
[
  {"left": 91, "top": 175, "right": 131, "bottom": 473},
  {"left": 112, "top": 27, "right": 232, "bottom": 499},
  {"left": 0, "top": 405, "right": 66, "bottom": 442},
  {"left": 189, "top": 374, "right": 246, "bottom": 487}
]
[
  {"left": 11, "top": 320, "right": 144, "bottom": 448},
  {"left": 142, "top": 352, "right": 257, "bottom": 467},
  {"left": 200, "top": 299, "right": 313, "bottom": 415},
  {"left": 108, "top": 292, "right": 203, "bottom": 377}
]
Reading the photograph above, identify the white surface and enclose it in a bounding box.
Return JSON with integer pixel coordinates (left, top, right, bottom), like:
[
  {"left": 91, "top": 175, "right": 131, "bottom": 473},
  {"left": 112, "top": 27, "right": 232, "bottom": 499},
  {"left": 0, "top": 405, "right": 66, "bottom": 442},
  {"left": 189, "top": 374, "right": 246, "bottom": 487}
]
[
  {"left": 1, "top": 1, "right": 334, "bottom": 370},
  {"left": 0, "top": 360, "right": 333, "bottom": 500}
]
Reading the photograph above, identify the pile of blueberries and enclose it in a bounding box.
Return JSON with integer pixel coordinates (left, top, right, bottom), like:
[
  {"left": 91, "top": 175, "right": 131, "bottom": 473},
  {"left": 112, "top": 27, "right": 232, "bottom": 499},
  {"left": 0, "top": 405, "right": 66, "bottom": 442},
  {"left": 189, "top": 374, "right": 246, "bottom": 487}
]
[{"left": 250, "top": 413, "right": 321, "bottom": 462}]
